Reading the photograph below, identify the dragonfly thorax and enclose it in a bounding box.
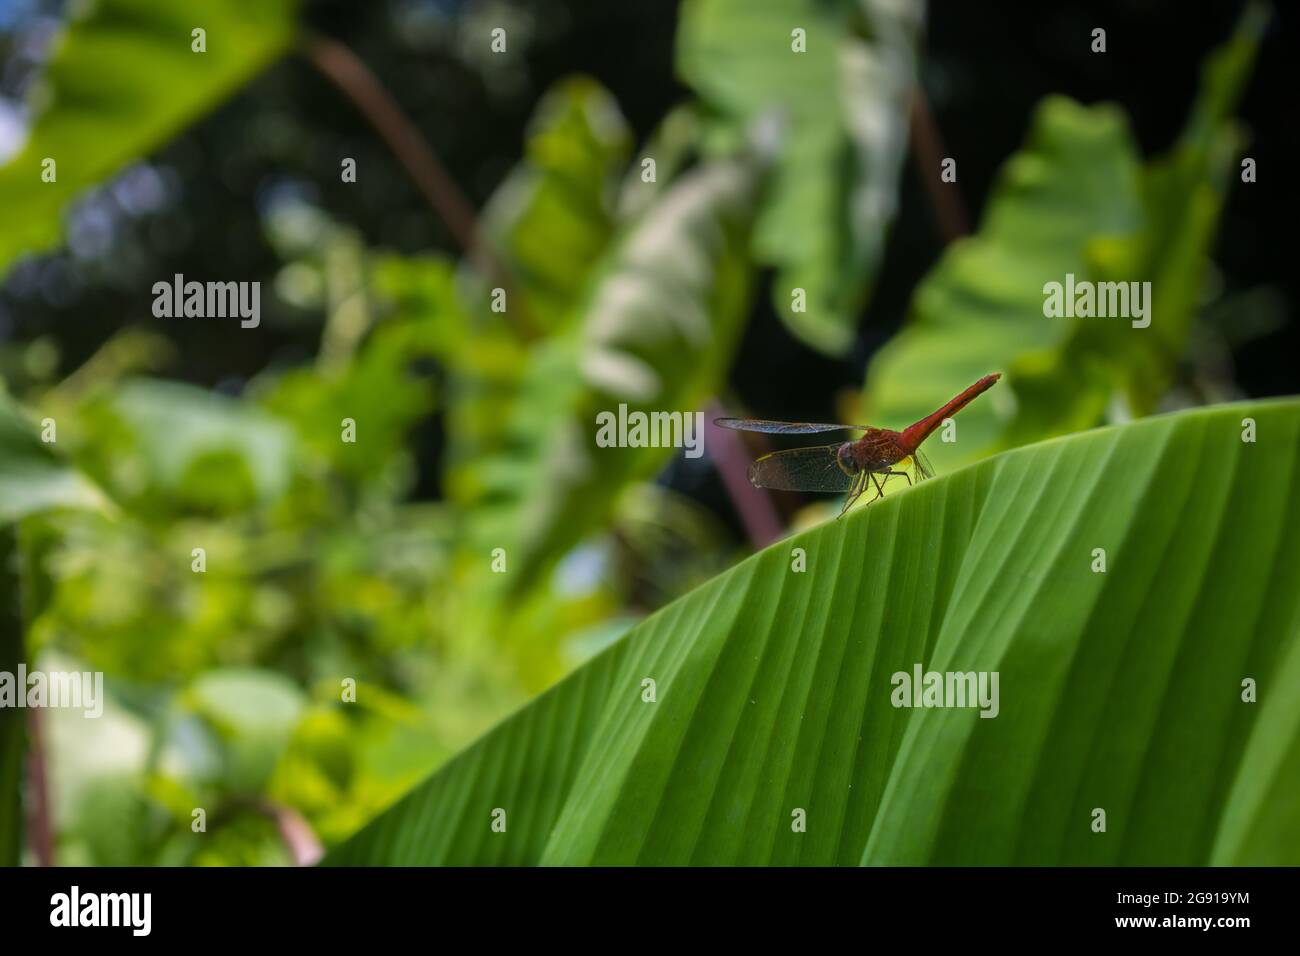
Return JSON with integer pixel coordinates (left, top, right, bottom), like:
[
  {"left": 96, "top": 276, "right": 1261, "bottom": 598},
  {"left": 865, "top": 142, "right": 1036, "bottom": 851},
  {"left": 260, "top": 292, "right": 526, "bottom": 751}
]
[{"left": 846, "top": 429, "right": 910, "bottom": 473}]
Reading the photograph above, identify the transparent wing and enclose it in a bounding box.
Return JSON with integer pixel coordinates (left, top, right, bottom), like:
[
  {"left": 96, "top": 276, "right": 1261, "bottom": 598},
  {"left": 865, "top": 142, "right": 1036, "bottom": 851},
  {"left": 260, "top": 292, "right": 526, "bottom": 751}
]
[
  {"left": 748, "top": 445, "right": 855, "bottom": 493},
  {"left": 715, "top": 417, "right": 867, "bottom": 435},
  {"left": 912, "top": 449, "right": 935, "bottom": 481}
]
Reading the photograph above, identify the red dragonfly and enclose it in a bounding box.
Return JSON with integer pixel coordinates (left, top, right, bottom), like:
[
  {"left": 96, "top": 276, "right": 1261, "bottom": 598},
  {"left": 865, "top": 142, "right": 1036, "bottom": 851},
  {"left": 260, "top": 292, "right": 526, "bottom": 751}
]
[{"left": 716, "top": 373, "right": 1001, "bottom": 516}]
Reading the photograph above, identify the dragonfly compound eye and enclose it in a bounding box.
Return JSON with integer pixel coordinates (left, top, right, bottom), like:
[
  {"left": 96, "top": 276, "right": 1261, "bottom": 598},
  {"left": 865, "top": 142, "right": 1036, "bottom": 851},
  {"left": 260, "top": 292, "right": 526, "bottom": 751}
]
[{"left": 836, "top": 443, "right": 858, "bottom": 475}]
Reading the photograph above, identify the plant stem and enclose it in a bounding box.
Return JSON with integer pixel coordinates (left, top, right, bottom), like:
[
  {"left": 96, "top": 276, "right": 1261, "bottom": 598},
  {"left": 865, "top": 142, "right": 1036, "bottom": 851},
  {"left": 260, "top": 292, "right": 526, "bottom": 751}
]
[
  {"left": 0, "top": 530, "right": 23, "bottom": 866},
  {"left": 706, "top": 401, "right": 785, "bottom": 548},
  {"left": 254, "top": 799, "right": 324, "bottom": 866},
  {"left": 909, "top": 86, "right": 969, "bottom": 244},
  {"left": 299, "top": 31, "right": 539, "bottom": 341},
  {"left": 24, "top": 707, "right": 53, "bottom": 866}
]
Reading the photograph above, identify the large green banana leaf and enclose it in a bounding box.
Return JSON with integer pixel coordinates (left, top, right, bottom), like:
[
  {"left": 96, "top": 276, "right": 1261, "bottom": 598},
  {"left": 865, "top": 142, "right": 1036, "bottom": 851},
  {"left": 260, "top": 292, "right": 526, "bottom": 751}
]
[{"left": 326, "top": 398, "right": 1299, "bottom": 865}]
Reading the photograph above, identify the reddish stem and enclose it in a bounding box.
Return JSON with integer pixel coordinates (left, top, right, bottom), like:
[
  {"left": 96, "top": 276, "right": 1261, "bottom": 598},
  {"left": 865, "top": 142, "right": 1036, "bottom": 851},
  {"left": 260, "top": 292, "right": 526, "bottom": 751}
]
[
  {"left": 909, "top": 87, "right": 970, "bottom": 244},
  {"left": 254, "top": 799, "right": 324, "bottom": 867},
  {"left": 25, "top": 707, "right": 54, "bottom": 866},
  {"left": 300, "top": 31, "right": 539, "bottom": 341},
  {"left": 707, "top": 401, "right": 785, "bottom": 547}
]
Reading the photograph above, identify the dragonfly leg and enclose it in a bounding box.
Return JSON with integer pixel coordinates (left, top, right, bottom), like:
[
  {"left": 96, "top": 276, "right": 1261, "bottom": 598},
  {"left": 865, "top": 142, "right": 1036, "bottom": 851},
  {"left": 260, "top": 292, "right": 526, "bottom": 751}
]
[
  {"left": 881, "top": 468, "right": 912, "bottom": 487},
  {"left": 838, "top": 471, "right": 867, "bottom": 517},
  {"left": 866, "top": 472, "right": 886, "bottom": 504}
]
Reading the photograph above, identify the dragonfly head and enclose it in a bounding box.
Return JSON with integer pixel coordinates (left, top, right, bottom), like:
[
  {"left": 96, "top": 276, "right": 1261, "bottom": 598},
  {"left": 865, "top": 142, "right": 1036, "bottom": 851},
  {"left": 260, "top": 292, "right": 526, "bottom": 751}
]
[{"left": 836, "top": 442, "right": 860, "bottom": 476}]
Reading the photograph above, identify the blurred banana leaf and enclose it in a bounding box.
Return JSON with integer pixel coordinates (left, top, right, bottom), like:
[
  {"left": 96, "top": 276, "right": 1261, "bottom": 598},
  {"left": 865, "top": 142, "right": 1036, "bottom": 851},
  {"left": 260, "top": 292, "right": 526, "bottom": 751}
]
[
  {"left": 355, "top": 80, "right": 688, "bottom": 680},
  {"left": 0, "top": 0, "right": 300, "bottom": 279},
  {"left": 461, "top": 155, "right": 762, "bottom": 597},
  {"left": 616, "top": 103, "right": 701, "bottom": 221},
  {"left": 863, "top": 4, "right": 1264, "bottom": 471},
  {"left": 326, "top": 399, "right": 1300, "bottom": 865},
  {"left": 477, "top": 77, "right": 633, "bottom": 333},
  {"left": 864, "top": 96, "right": 1144, "bottom": 471},
  {"left": 404, "top": 77, "right": 760, "bottom": 609},
  {"left": 436, "top": 79, "right": 632, "bottom": 512},
  {"left": 678, "top": 0, "right": 923, "bottom": 354},
  {"left": 1005, "top": 3, "right": 1267, "bottom": 442}
]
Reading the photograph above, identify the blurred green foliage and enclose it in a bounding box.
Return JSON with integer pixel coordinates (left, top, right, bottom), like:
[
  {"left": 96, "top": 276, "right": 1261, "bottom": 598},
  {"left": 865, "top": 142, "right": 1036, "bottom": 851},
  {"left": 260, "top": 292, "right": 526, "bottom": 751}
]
[
  {"left": 863, "top": 5, "right": 1266, "bottom": 473},
  {"left": 0, "top": 0, "right": 299, "bottom": 278},
  {"left": 678, "top": 0, "right": 923, "bottom": 353},
  {"left": 0, "top": 0, "right": 1281, "bottom": 866}
]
